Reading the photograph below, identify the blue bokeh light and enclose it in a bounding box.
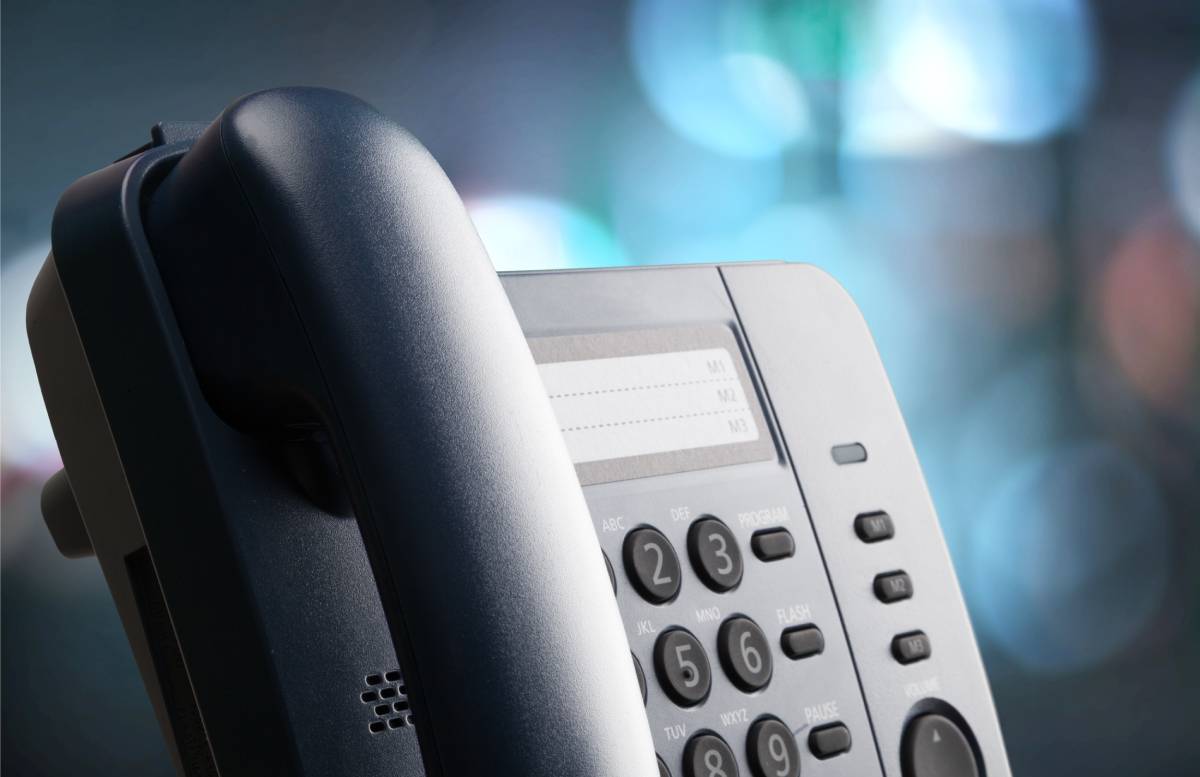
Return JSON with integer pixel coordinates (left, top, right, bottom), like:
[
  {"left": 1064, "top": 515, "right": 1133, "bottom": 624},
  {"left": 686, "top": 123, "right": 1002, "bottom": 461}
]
[
  {"left": 629, "top": 0, "right": 815, "bottom": 158},
  {"left": 970, "top": 441, "right": 1170, "bottom": 672},
  {"left": 869, "top": 0, "right": 1097, "bottom": 144},
  {"left": 467, "top": 195, "right": 627, "bottom": 272}
]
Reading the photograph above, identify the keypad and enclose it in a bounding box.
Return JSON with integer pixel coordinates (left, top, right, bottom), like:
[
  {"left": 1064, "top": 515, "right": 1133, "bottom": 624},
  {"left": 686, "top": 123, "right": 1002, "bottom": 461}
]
[
  {"left": 746, "top": 717, "right": 800, "bottom": 777},
  {"left": 716, "top": 616, "right": 773, "bottom": 692},
  {"left": 624, "top": 527, "right": 682, "bottom": 604},
  {"left": 654, "top": 628, "right": 712, "bottom": 707},
  {"left": 683, "top": 733, "right": 739, "bottom": 777},
  {"left": 688, "top": 517, "right": 743, "bottom": 592},
  {"left": 608, "top": 501, "right": 856, "bottom": 775}
]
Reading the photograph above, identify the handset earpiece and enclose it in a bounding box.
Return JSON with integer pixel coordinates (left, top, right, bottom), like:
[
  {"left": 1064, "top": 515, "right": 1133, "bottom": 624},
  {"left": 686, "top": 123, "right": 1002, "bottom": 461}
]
[{"left": 143, "top": 87, "right": 657, "bottom": 777}]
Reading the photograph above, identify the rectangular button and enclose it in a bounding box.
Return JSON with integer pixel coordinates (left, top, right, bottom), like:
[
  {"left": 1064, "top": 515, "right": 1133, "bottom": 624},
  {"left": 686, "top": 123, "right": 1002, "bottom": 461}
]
[
  {"left": 751, "top": 528, "right": 795, "bottom": 561},
  {"left": 874, "top": 571, "right": 913, "bottom": 603},
  {"left": 854, "top": 511, "right": 894, "bottom": 543},
  {"left": 891, "top": 631, "right": 932, "bottom": 664},
  {"left": 808, "top": 723, "right": 852, "bottom": 759},
  {"left": 780, "top": 625, "right": 825, "bottom": 659}
]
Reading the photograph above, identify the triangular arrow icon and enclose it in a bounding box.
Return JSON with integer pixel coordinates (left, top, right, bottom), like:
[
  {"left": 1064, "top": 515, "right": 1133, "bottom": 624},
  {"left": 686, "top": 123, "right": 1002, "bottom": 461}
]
[{"left": 932, "top": 729, "right": 942, "bottom": 744}]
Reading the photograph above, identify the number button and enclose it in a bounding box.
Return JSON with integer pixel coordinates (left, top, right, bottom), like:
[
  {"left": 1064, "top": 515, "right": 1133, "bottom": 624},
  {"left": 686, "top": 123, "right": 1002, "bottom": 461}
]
[
  {"left": 684, "top": 732, "right": 739, "bottom": 777},
  {"left": 624, "top": 527, "right": 682, "bottom": 603},
  {"left": 654, "top": 628, "right": 712, "bottom": 707},
  {"left": 717, "top": 616, "right": 773, "bottom": 692},
  {"left": 687, "top": 517, "right": 743, "bottom": 592},
  {"left": 747, "top": 717, "right": 800, "bottom": 777}
]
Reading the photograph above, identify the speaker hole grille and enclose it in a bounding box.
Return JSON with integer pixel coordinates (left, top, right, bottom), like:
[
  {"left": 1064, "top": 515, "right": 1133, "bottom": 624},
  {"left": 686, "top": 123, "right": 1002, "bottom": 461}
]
[{"left": 360, "top": 668, "right": 412, "bottom": 734}]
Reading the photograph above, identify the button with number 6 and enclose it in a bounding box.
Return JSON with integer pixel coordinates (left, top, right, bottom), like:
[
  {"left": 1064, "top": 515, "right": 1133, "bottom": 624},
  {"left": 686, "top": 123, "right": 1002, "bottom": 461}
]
[
  {"left": 717, "top": 616, "right": 773, "bottom": 692},
  {"left": 684, "top": 732, "right": 739, "bottom": 777},
  {"left": 624, "top": 527, "right": 682, "bottom": 603},
  {"left": 747, "top": 717, "right": 800, "bottom": 777},
  {"left": 688, "top": 516, "right": 743, "bottom": 592},
  {"left": 654, "top": 628, "right": 712, "bottom": 707}
]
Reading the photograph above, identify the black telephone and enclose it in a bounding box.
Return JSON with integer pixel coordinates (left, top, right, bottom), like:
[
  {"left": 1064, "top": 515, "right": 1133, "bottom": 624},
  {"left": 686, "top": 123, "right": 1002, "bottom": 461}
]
[{"left": 27, "top": 88, "right": 1010, "bottom": 777}]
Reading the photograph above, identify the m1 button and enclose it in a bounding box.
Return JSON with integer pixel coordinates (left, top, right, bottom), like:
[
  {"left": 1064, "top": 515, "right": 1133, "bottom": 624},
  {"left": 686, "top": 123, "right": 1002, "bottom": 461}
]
[
  {"left": 892, "top": 631, "right": 932, "bottom": 664},
  {"left": 854, "top": 511, "right": 894, "bottom": 543},
  {"left": 808, "top": 723, "right": 852, "bottom": 759},
  {"left": 874, "top": 571, "right": 913, "bottom": 603},
  {"left": 780, "top": 625, "right": 824, "bottom": 659},
  {"left": 750, "top": 528, "right": 794, "bottom": 561}
]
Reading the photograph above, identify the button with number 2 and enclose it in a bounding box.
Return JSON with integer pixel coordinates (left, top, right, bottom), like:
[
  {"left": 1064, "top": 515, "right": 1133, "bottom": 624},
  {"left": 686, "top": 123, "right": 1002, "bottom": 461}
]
[{"left": 624, "top": 527, "right": 682, "bottom": 604}]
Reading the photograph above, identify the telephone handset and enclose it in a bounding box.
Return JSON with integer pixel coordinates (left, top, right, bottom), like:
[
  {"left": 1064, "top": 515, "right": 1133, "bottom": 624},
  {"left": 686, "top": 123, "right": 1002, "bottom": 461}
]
[{"left": 28, "top": 89, "right": 1011, "bottom": 777}]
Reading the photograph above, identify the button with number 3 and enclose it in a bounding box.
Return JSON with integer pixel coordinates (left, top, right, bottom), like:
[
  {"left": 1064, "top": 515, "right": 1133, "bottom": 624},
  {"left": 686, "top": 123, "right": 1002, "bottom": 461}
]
[
  {"left": 624, "top": 527, "right": 682, "bottom": 603},
  {"left": 684, "top": 732, "right": 739, "bottom": 777},
  {"left": 654, "top": 628, "right": 712, "bottom": 707},
  {"left": 747, "top": 717, "right": 800, "bottom": 777},
  {"left": 688, "top": 517, "right": 743, "bottom": 592}
]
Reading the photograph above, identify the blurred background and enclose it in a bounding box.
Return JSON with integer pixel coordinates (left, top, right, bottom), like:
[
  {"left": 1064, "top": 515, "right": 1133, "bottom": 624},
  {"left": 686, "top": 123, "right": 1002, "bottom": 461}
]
[{"left": 2, "top": 0, "right": 1198, "bottom": 774}]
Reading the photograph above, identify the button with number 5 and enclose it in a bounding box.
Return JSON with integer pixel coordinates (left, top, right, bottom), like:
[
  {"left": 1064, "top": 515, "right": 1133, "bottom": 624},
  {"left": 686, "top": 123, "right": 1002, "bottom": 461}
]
[
  {"left": 684, "top": 732, "right": 739, "bottom": 777},
  {"left": 654, "top": 628, "right": 712, "bottom": 707},
  {"left": 688, "top": 516, "right": 743, "bottom": 592},
  {"left": 624, "top": 527, "right": 682, "bottom": 603},
  {"left": 747, "top": 717, "right": 800, "bottom": 777},
  {"left": 717, "top": 616, "right": 773, "bottom": 692}
]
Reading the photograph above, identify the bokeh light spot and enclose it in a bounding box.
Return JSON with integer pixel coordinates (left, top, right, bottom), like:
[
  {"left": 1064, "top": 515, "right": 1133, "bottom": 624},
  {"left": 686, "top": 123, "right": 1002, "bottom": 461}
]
[
  {"left": 629, "top": 0, "right": 815, "bottom": 158},
  {"left": 1097, "top": 209, "right": 1200, "bottom": 413},
  {"left": 467, "top": 195, "right": 626, "bottom": 272},
  {"left": 1167, "top": 72, "right": 1200, "bottom": 240},
  {"left": 872, "top": 0, "right": 1096, "bottom": 144},
  {"left": 971, "top": 442, "right": 1170, "bottom": 673}
]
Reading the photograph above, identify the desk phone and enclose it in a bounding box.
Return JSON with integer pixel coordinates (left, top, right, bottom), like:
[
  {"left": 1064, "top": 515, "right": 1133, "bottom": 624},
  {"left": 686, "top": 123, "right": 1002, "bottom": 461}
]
[{"left": 28, "top": 88, "right": 1011, "bottom": 777}]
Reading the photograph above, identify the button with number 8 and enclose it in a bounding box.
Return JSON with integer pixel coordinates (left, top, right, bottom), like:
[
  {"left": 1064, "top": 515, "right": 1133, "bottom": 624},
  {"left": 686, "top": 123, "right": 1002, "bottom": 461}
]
[
  {"left": 747, "top": 717, "right": 800, "bottom": 777},
  {"left": 717, "top": 616, "right": 773, "bottom": 692},
  {"left": 688, "top": 517, "right": 743, "bottom": 592},
  {"left": 624, "top": 527, "right": 682, "bottom": 603},
  {"left": 684, "top": 732, "right": 739, "bottom": 777},
  {"left": 654, "top": 628, "right": 712, "bottom": 707}
]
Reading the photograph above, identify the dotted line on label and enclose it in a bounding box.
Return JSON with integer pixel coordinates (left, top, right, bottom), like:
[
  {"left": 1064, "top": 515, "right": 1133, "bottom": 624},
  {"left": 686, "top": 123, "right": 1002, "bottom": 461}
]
[
  {"left": 560, "top": 408, "right": 745, "bottom": 433},
  {"left": 548, "top": 376, "right": 736, "bottom": 400}
]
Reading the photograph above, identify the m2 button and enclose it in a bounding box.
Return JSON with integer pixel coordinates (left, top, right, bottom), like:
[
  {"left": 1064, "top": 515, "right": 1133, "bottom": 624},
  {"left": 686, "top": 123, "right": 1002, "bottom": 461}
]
[
  {"left": 874, "top": 571, "right": 913, "bottom": 603},
  {"left": 854, "top": 511, "right": 894, "bottom": 543},
  {"left": 750, "top": 528, "right": 794, "bottom": 561},
  {"left": 892, "top": 631, "right": 932, "bottom": 665},
  {"left": 654, "top": 628, "right": 712, "bottom": 707},
  {"left": 683, "top": 733, "right": 739, "bottom": 777},
  {"left": 808, "top": 723, "right": 852, "bottom": 759},
  {"left": 624, "top": 527, "right": 682, "bottom": 603}
]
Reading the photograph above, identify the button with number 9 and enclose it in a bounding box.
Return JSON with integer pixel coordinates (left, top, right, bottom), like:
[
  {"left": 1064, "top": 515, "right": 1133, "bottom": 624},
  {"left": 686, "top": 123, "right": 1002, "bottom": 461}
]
[{"left": 747, "top": 717, "right": 800, "bottom": 777}]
